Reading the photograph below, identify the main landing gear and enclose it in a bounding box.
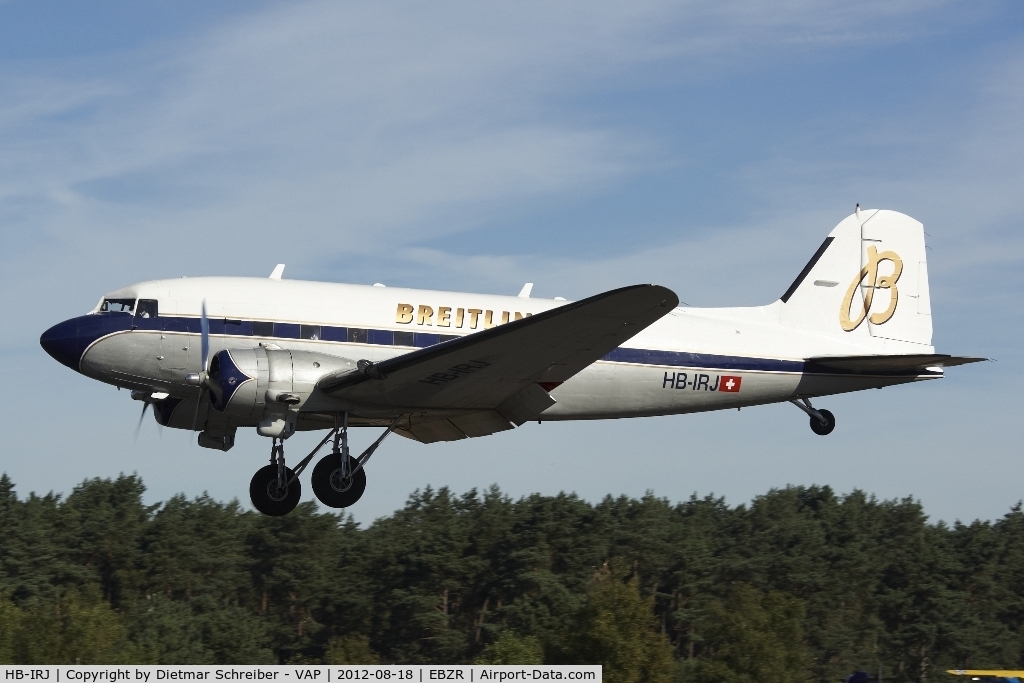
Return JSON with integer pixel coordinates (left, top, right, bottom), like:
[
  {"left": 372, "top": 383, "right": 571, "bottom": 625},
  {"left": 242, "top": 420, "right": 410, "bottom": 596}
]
[
  {"left": 790, "top": 398, "right": 836, "bottom": 436},
  {"left": 248, "top": 413, "right": 401, "bottom": 516},
  {"left": 311, "top": 412, "right": 366, "bottom": 509},
  {"left": 249, "top": 438, "right": 302, "bottom": 516}
]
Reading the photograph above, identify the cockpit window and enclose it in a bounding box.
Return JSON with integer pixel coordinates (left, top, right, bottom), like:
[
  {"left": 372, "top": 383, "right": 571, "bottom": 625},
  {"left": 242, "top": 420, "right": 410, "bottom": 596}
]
[
  {"left": 136, "top": 299, "right": 158, "bottom": 318},
  {"left": 100, "top": 298, "right": 135, "bottom": 313}
]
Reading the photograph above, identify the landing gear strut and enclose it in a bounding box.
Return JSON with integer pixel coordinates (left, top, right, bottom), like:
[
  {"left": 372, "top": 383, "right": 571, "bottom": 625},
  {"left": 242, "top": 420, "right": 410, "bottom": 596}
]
[
  {"left": 311, "top": 413, "right": 401, "bottom": 509},
  {"left": 248, "top": 413, "right": 403, "bottom": 515},
  {"left": 790, "top": 398, "right": 835, "bottom": 436},
  {"left": 249, "top": 438, "right": 302, "bottom": 516}
]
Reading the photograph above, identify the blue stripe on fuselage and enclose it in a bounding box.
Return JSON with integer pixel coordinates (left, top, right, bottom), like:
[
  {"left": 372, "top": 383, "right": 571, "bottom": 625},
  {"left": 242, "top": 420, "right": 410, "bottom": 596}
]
[
  {"left": 602, "top": 348, "right": 804, "bottom": 373},
  {"left": 42, "top": 312, "right": 923, "bottom": 378}
]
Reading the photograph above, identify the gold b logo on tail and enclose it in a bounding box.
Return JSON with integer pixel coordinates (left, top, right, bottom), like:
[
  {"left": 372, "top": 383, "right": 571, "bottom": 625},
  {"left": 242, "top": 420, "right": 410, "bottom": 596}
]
[{"left": 839, "top": 246, "right": 903, "bottom": 331}]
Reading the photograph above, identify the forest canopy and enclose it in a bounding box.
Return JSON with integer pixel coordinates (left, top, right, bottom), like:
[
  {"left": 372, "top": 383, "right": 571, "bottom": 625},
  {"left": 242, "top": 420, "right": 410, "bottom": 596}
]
[{"left": 0, "top": 473, "right": 1022, "bottom": 682}]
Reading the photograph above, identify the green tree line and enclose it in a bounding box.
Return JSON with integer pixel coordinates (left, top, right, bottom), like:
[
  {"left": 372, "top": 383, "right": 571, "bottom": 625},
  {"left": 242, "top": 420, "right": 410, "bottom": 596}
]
[{"left": 1, "top": 473, "right": 1022, "bottom": 682}]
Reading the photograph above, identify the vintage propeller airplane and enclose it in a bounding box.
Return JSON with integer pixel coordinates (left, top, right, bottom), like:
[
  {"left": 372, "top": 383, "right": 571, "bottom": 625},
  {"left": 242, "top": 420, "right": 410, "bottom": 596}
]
[{"left": 40, "top": 208, "right": 981, "bottom": 515}]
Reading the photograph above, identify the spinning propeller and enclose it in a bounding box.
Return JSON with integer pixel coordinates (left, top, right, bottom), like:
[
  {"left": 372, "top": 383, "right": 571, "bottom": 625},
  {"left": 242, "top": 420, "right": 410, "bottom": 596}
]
[
  {"left": 133, "top": 392, "right": 152, "bottom": 442},
  {"left": 131, "top": 389, "right": 169, "bottom": 442},
  {"left": 186, "top": 301, "right": 211, "bottom": 433}
]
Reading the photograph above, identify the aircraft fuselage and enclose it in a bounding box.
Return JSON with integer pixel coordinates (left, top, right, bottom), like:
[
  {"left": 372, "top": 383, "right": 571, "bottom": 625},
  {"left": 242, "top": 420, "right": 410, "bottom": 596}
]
[{"left": 40, "top": 276, "right": 936, "bottom": 431}]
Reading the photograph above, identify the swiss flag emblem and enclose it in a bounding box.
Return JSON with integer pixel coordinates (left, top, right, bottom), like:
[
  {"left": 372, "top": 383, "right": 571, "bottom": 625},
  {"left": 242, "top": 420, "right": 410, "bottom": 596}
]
[{"left": 719, "top": 376, "right": 742, "bottom": 392}]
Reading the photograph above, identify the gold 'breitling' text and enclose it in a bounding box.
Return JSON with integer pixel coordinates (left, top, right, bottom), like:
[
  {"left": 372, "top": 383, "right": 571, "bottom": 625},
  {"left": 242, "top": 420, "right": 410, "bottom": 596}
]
[{"left": 396, "top": 303, "right": 531, "bottom": 329}]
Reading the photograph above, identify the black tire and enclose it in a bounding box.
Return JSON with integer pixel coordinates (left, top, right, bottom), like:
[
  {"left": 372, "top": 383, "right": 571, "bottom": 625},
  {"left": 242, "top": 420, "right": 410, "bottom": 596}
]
[
  {"left": 250, "top": 464, "right": 301, "bottom": 516},
  {"left": 311, "top": 455, "right": 366, "bottom": 508},
  {"left": 810, "top": 409, "right": 836, "bottom": 436}
]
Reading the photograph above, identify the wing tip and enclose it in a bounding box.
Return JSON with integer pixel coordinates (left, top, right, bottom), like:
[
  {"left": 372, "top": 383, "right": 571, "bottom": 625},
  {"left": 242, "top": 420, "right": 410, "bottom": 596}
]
[{"left": 620, "top": 283, "right": 680, "bottom": 309}]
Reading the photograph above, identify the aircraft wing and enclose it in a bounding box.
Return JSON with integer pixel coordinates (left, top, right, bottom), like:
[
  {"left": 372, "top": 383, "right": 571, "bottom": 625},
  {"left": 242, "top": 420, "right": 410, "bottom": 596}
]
[
  {"left": 317, "top": 284, "right": 678, "bottom": 442},
  {"left": 806, "top": 353, "right": 986, "bottom": 375}
]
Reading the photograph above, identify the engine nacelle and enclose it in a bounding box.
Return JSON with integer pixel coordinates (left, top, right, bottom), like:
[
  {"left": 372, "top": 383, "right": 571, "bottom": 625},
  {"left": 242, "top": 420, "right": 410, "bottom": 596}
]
[
  {"left": 208, "top": 347, "right": 356, "bottom": 438},
  {"left": 152, "top": 397, "right": 236, "bottom": 451}
]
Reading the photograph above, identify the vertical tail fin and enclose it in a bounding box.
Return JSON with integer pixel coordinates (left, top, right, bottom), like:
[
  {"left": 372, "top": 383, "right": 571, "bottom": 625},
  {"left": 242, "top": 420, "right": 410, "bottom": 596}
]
[{"left": 779, "top": 209, "right": 932, "bottom": 346}]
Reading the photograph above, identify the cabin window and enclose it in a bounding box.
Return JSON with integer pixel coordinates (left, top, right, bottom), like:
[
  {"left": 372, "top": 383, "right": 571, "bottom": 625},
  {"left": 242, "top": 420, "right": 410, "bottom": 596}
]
[
  {"left": 414, "top": 333, "right": 440, "bottom": 347},
  {"left": 135, "top": 299, "right": 158, "bottom": 318},
  {"left": 252, "top": 321, "right": 274, "bottom": 337},
  {"left": 274, "top": 323, "right": 299, "bottom": 339},
  {"left": 100, "top": 298, "right": 135, "bottom": 313},
  {"left": 224, "top": 319, "right": 248, "bottom": 335},
  {"left": 393, "top": 331, "right": 414, "bottom": 346},
  {"left": 321, "top": 327, "right": 347, "bottom": 342},
  {"left": 349, "top": 328, "right": 368, "bottom": 344},
  {"left": 300, "top": 325, "right": 321, "bottom": 340}
]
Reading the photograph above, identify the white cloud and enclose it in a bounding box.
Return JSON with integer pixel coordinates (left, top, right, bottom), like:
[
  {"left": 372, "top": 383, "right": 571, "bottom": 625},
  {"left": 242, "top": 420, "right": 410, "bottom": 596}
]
[
  {"left": 0, "top": 1, "right": 975, "bottom": 311},
  {"left": 0, "top": 0, "right": 968, "bottom": 258}
]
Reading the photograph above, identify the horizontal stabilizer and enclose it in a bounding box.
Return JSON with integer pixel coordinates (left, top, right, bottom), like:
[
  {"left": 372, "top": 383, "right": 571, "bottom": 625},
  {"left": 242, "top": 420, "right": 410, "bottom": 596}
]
[{"left": 806, "top": 354, "right": 986, "bottom": 375}]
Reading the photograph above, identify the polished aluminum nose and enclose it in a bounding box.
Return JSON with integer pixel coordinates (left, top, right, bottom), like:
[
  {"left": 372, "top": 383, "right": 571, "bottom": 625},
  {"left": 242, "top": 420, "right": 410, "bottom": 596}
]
[{"left": 40, "top": 318, "right": 82, "bottom": 370}]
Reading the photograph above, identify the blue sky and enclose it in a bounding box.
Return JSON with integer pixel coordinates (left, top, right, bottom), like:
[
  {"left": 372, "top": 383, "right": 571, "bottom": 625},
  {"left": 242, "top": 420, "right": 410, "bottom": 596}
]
[{"left": 1, "top": 0, "right": 1021, "bottom": 525}]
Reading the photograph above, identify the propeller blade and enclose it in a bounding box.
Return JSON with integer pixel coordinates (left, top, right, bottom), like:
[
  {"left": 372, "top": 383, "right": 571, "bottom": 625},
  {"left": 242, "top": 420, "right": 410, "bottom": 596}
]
[
  {"left": 200, "top": 300, "right": 210, "bottom": 372},
  {"left": 191, "top": 388, "right": 206, "bottom": 433},
  {"left": 134, "top": 401, "right": 150, "bottom": 443}
]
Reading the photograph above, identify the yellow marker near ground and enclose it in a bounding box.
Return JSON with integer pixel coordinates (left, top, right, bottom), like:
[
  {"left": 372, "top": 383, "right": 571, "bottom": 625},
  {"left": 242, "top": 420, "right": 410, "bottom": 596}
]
[{"left": 947, "top": 671, "right": 1024, "bottom": 680}]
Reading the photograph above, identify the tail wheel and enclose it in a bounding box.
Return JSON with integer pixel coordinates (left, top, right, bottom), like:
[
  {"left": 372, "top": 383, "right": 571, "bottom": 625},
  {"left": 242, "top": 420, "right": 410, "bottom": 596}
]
[
  {"left": 250, "top": 464, "right": 301, "bottom": 516},
  {"left": 810, "top": 409, "right": 836, "bottom": 436},
  {"left": 311, "top": 455, "right": 366, "bottom": 508}
]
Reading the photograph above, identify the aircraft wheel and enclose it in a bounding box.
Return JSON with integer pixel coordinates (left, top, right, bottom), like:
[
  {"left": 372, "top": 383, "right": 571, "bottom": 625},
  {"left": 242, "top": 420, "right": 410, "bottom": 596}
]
[
  {"left": 250, "top": 464, "right": 301, "bottom": 516},
  {"left": 810, "top": 409, "right": 836, "bottom": 436},
  {"left": 311, "top": 455, "right": 366, "bottom": 508}
]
